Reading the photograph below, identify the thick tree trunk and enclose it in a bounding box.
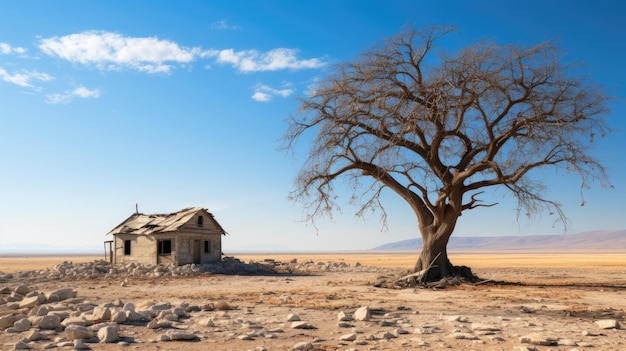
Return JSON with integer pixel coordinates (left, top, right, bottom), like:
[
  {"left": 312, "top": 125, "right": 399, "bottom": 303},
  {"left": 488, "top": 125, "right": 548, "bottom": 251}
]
[
  {"left": 413, "top": 233, "right": 455, "bottom": 282},
  {"left": 412, "top": 225, "right": 479, "bottom": 284}
]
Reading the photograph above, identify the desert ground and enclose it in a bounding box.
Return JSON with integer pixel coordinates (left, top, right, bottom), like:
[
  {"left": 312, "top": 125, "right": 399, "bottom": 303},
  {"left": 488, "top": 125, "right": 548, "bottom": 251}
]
[{"left": 1, "top": 252, "right": 625, "bottom": 350}]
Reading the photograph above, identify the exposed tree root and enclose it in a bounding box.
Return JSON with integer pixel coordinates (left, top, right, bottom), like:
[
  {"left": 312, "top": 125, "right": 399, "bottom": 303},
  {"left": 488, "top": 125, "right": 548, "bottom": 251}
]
[{"left": 373, "top": 265, "right": 482, "bottom": 289}]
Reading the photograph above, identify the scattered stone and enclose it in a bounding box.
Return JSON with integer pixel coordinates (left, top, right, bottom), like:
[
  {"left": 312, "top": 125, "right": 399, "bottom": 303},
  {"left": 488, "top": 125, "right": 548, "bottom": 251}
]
[
  {"left": 26, "top": 330, "right": 45, "bottom": 342},
  {"left": 98, "top": 325, "right": 119, "bottom": 343},
  {"left": 18, "top": 295, "right": 41, "bottom": 309},
  {"left": 337, "top": 321, "right": 354, "bottom": 328},
  {"left": 394, "top": 328, "right": 409, "bottom": 335},
  {"left": 337, "top": 311, "right": 351, "bottom": 321},
  {"left": 13, "top": 318, "right": 31, "bottom": 332},
  {"left": 46, "top": 288, "right": 77, "bottom": 302},
  {"left": 339, "top": 333, "right": 357, "bottom": 341},
  {"left": 354, "top": 306, "right": 371, "bottom": 321},
  {"left": 1, "top": 314, "right": 21, "bottom": 330},
  {"left": 14, "top": 341, "right": 32, "bottom": 350},
  {"left": 110, "top": 311, "right": 127, "bottom": 324},
  {"left": 378, "top": 331, "right": 396, "bottom": 339},
  {"left": 557, "top": 338, "right": 578, "bottom": 346},
  {"left": 291, "top": 321, "right": 315, "bottom": 329},
  {"left": 595, "top": 319, "right": 620, "bottom": 329},
  {"left": 38, "top": 315, "right": 61, "bottom": 330},
  {"left": 73, "top": 339, "right": 90, "bottom": 350},
  {"left": 292, "top": 341, "right": 313, "bottom": 350},
  {"left": 65, "top": 325, "right": 95, "bottom": 340},
  {"left": 519, "top": 332, "right": 557, "bottom": 346},
  {"left": 448, "top": 332, "right": 479, "bottom": 340},
  {"left": 286, "top": 313, "right": 301, "bottom": 321},
  {"left": 166, "top": 330, "right": 198, "bottom": 341},
  {"left": 471, "top": 323, "right": 501, "bottom": 332},
  {"left": 90, "top": 306, "right": 111, "bottom": 323},
  {"left": 198, "top": 318, "right": 216, "bottom": 327},
  {"left": 14, "top": 285, "right": 30, "bottom": 295}
]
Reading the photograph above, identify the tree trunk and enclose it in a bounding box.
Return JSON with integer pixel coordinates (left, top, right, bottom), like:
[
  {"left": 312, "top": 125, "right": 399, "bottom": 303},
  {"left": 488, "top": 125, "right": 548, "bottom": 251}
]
[
  {"left": 412, "top": 229, "right": 480, "bottom": 284},
  {"left": 413, "top": 232, "right": 455, "bottom": 282}
]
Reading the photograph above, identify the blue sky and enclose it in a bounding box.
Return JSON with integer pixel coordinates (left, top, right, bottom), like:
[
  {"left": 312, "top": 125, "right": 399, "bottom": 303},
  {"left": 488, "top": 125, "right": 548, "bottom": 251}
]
[{"left": 1, "top": 0, "right": 624, "bottom": 253}]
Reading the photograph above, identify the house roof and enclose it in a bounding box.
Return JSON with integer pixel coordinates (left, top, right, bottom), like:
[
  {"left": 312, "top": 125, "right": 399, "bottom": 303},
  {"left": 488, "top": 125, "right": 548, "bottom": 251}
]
[{"left": 107, "top": 207, "right": 226, "bottom": 236}]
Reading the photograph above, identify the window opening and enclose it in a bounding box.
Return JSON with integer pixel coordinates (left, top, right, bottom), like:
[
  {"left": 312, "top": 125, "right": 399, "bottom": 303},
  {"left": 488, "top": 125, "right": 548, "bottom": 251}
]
[
  {"left": 198, "top": 215, "right": 204, "bottom": 227},
  {"left": 204, "top": 240, "right": 210, "bottom": 253},
  {"left": 158, "top": 239, "right": 172, "bottom": 255},
  {"left": 124, "top": 240, "right": 131, "bottom": 255}
]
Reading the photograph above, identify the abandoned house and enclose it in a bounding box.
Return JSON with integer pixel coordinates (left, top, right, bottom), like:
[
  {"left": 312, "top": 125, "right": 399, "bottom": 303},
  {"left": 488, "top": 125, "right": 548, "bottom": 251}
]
[{"left": 105, "top": 207, "right": 226, "bottom": 266}]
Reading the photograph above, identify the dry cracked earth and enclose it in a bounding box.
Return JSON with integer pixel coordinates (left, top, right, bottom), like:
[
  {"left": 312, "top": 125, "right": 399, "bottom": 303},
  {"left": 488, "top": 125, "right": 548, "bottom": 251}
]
[{"left": 1, "top": 257, "right": 625, "bottom": 350}]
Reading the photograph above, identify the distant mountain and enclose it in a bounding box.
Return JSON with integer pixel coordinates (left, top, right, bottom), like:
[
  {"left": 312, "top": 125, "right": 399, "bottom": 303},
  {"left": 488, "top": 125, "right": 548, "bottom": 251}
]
[
  {"left": 371, "top": 230, "right": 626, "bottom": 251},
  {"left": 0, "top": 243, "right": 101, "bottom": 255}
]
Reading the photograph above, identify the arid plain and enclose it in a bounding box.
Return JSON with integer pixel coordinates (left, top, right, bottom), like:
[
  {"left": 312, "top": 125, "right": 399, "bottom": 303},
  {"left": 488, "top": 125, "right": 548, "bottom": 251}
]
[{"left": 1, "top": 252, "right": 625, "bottom": 350}]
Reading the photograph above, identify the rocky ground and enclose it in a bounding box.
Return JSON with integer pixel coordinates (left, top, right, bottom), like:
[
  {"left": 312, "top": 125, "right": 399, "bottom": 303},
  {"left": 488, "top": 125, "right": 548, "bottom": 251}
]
[{"left": 1, "top": 257, "right": 625, "bottom": 350}]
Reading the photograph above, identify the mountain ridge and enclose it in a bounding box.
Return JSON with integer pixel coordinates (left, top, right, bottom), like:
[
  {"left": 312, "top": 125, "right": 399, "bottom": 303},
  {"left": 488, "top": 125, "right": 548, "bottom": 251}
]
[{"left": 371, "top": 230, "right": 626, "bottom": 251}]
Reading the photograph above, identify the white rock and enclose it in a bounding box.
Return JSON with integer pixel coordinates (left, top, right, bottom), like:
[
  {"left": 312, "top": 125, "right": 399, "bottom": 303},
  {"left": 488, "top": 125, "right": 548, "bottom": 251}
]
[
  {"left": 110, "top": 310, "right": 127, "bottom": 324},
  {"left": 557, "top": 339, "right": 578, "bottom": 346},
  {"left": 519, "top": 332, "right": 557, "bottom": 346},
  {"left": 19, "top": 296, "right": 41, "bottom": 309},
  {"left": 98, "top": 325, "right": 119, "bottom": 343},
  {"left": 354, "top": 306, "right": 371, "bottom": 321},
  {"left": 199, "top": 318, "right": 215, "bottom": 327},
  {"left": 65, "top": 325, "right": 94, "bottom": 340},
  {"left": 0, "top": 314, "right": 20, "bottom": 330},
  {"left": 61, "top": 316, "right": 92, "bottom": 327},
  {"left": 339, "top": 333, "right": 357, "bottom": 341},
  {"left": 595, "top": 319, "right": 620, "bottom": 329},
  {"left": 471, "top": 323, "right": 501, "bottom": 332},
  {"left": 46, "top": 288, "right": 76, "bottom": 302}
]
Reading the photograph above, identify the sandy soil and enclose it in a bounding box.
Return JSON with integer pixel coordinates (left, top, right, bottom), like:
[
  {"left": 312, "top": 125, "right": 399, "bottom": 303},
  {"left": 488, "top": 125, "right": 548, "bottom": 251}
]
[{"left": 1, "top": 252, "right": 625, "bottom": 350}]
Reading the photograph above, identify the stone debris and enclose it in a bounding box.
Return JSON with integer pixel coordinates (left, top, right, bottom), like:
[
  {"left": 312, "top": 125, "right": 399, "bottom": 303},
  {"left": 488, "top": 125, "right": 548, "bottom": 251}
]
[
  {"left": 354, "top": 305, "right": 371, "bottom": 321},
  {"left": 519, "top": 332, "right": 558, "bottom": 346},
  {"left": 1, "top": 258, "right": 625, "bottom": 350},
  {"left": 595, "top": 319, "right": 620, "bottom": 329}
]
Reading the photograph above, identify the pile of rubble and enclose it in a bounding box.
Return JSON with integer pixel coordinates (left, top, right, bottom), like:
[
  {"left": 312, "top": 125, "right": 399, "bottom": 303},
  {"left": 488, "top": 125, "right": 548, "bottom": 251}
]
[
  {"left": 1, "top": 257, "right": 388, "bottom": 284},
  {"left": 0, "top": 283, "right": 232, "bottom": 349}
]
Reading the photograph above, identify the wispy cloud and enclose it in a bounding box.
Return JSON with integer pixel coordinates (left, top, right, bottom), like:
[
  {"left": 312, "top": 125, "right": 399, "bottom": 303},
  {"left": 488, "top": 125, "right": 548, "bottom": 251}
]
[
  {"left": 211, "top": 19, "right": 241, "bottom": 31},
  {"left": 38, "top": 30, "right": 206, "bottom": 74},
  {"left": 252, "top": 83, "right": 294, "bottom": 102},
  {"left": 46, "top": 85, "right": 100, "bottom": 104},
  {"left": 37, "top": 31, "right": 326, "bottom": 75},
  {"left": 213, "top": 48, "right": 326, "bottom": 73},
  {"left": 0, "top": 67, "right": 52, "bottom": 87},
  {"left": 0, "top": 42, "right": 26, "bottom": 55}
]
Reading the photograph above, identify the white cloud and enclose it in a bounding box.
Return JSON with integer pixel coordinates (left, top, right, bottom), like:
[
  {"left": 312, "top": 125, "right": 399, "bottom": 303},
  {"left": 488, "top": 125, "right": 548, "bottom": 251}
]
[
  {"left": 252, "top": 83, "right": 294, "bottom": 102},
  {"left": 214, "top": 48, "right": 326, "bottom": 73},
  {"left": 38, "top": 30, "right": 203, "bottom": 74},
  {"left": 211, "top": 20, "right": 241, "bottom": 31},
  {"left": 0, "top": 67, "right": 52, "bottom": 87},
  {"left": 46, "top": 85, "right": 100, "bottom": 104},
  {"left": 0, "top": 43, "right": 26, "bottom": 55}
]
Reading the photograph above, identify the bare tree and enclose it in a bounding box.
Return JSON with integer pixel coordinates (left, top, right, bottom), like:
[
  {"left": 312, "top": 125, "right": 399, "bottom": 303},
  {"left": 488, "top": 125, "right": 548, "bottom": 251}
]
[{"left": 284, "top": 26, "right": 610, "bottom": 283}]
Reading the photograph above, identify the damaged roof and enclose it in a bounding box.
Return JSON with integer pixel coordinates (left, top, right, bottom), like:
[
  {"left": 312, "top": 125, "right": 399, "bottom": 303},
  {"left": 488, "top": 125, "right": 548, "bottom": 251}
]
[{"left": 107, "top": 207, "right": 226, "bottom": 236}]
